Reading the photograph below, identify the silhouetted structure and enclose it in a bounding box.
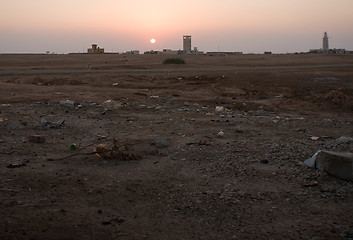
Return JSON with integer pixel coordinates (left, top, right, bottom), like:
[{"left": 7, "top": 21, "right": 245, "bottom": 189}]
[
  {"left": 323, "top": 32, "right": 329, "bottom": 51},
  {"left": 183, "top": 35, "right": 191, "bottom": 53},
  {"left": 87, "top": 44, "right": 104, "bottom": 54}
]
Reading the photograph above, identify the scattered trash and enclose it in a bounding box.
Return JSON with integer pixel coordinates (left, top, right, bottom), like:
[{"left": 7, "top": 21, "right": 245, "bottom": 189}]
[
  {"left": 217, "top": 130, "right": 224, "bottom": 137},
  {"left": 40, "top": 118, "right": 65, "bottom": 129},
  {"left": 70, "top": 143, "right": 77, "bottom": 150},
  {"left": 301, "top": 181, "right": 319, "bottom": 187},
  {"left": 304, "top": 150, "right": 353, "bottom": 181},
  {"left": 28, "top": 135, "right": 46, "bottom": 143},
  {"left": 215, "top": 106, "right": 225, "bottom": 112},
  {"left": 1, "top": 104, "right": 11, "bottom": 107},
  {"left": 7, "top": 163, "right": 27, "bottom": 169},
  {"left": 101, "top": 217, "right": 125, "bottom": 226},
  {"left": 112, "top": 83, "right": 119, "bottom": 86},
  {"left": 94, "top": 139, "right": 142, "bottom": 160},
  {"left": 336, "top": 136, "right": 353, "bottom": 143},
  {"left": 7, "top": 160, "right": 29, "bottom": 169},
  {"left": 59, "top": 99, "right": 75, "bottom": 105},
  {"left": 310, "top": 136, "right": 331, "bottom": 141},
  {"left": 48, "top": 138, "right": 142, "bottom": 161},
  {"left": 94, "top": 144, "right": 110, "bottom": 159}
]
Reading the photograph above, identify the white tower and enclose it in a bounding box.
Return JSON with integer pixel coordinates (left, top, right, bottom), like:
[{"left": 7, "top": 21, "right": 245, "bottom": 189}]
[{"left": 323, "top": 32, "right": 329, "bottom": 51}]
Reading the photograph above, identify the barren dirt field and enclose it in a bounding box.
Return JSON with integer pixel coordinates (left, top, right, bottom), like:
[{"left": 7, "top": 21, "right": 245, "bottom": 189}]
[{"left": 1, "top": 53, "right": 353, "bottom": 240}]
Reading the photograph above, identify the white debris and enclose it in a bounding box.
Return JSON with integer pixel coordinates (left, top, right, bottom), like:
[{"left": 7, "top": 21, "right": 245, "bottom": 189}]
[
  {"left": 218, "top": 130, "right": 224, "bottom": 137},
  {"left": 215, "top": 106, "right": 225, "bottom": 112},
  {"left": 304, "top": 150, "right": 353, "bottom": 181}
]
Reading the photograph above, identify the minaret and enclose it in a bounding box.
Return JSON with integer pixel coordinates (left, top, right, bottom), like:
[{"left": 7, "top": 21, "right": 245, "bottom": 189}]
[{"left": 323, "top": 32, "right": 329, "bottom": 51}]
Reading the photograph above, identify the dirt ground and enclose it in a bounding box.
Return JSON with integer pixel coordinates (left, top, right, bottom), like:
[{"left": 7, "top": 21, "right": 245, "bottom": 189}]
[{"left": 0, "top": 53, "right": 353, "bottom": 240}]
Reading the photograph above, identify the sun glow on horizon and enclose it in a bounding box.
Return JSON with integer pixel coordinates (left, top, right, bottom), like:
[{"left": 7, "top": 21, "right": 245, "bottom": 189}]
[{"left": 1, "top": 0, "right": 353, "bottom": 53}]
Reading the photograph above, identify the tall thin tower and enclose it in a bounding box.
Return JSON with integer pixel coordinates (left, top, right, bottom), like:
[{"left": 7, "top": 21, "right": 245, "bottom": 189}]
[
  {"left": 183, "top": 35, "right": 191, "bottom": 52},
  {"left": 323, "top": 32, "right": 329, "bottom": 51}
]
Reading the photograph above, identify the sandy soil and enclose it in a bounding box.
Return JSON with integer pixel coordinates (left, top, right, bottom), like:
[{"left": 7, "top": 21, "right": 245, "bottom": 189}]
[{"left": 0, "top": 53, "right": 353, "bottom": 240}]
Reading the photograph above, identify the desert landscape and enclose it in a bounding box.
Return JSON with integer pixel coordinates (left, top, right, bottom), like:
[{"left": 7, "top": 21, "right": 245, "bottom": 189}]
[{"left": 0, "top": 53, "right": 353, "bottom": 239}]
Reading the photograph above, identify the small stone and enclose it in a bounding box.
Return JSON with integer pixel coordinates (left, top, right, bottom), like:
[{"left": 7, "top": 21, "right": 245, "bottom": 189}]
[
  {"left": 59, "top": 99, "right": 75, "bottom": 105},
  {"left": 154, "top": 138, "right": 169, "bottom": 149},
  {"left": 215, "top": 106, "right": 225, "bottom": 112},
  {"left": 102, "top": 221, "right": 111, "bottom": 226},
  {"left": 29, "top": 135, "right": 46, "bottom": 143},
  {"left": 7, "top": 163, "right": 26, "bottom": 169},
  {"left": 218, "top": 130, "right": 224, "bottom": 137},
  {"left": 6, "top": 121, "right": 23, "bottom": 130}
]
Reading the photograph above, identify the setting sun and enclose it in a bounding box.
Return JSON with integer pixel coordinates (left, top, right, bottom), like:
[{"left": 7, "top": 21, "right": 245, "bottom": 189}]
[{"left": 150, "top": 38, "right": 156, "bottom": 44}]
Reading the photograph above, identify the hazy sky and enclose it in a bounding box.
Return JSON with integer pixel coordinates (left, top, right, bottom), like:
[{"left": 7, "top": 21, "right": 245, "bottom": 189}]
[{"left": 1, "top": 0, "right": 353, "bottom": 53}]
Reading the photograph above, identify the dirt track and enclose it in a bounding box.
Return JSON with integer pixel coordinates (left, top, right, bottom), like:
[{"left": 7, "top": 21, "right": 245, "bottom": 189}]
[{"left": 1, "top": 53, "right": 353, "bottom": 239}]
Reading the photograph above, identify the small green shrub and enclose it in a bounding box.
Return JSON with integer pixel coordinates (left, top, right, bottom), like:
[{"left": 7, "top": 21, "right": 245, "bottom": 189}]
[{"left": 163, "top": 58, "right": 186, "bottom": 64}]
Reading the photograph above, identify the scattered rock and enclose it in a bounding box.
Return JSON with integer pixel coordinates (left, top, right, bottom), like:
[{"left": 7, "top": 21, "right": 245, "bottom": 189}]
[
  {"left": 102, "top": 221, "right": 111, "bottom": 226},
  {"left": 304, "top": 150, "right": 353, "bottom": 181},
  {"left": 199, "top": 138, "right": 211, "bottom": 146},
  {"left": 215, "top": 106, "right": 225, "bottom": 112},
  {"left": 336, "top": 136, "right": 353, "bottom": 143},
  {"left": 260, "top": 160, "right": 269, "bottom": 164},
  {"left": 28, "top": 135, "right": 46, "bottom": 143},
  {"left": 301, "top": 181, "right": 319, "bottom": 187},
  {"left": 6, "top": 121, "right": 23, "bottom": 130},
  {"left": 59, "top": 99, "right": 75, "bottom": 105},
  {"left": 40, "top": 118, "right": 65, "bottom": 129},
  {"left": 7, "top": 163, "right": 27, "bottom": 169},
  {"left": 217, "top": 130, "right": 224, "bottom": 138},
  {"left": 153, "top": 138, "right": 170, "bottom": 149}
]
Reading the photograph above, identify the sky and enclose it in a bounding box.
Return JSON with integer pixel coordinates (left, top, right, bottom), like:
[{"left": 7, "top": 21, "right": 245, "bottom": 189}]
[{"left": 1, "top": 0, "right": 353, "bottom": 53}]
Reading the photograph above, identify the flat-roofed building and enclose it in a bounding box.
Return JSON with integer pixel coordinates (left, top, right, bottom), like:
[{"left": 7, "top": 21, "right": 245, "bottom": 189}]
[
  {"left": 87, "top": 44, "right": 104, "bottom": 54},
  {"left": 183, "top": 35, "right": 191, "bottom": 53}
]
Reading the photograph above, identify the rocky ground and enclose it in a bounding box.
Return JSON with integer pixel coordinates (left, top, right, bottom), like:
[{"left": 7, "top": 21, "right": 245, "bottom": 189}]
[{"left": 0, "top": 54, "right": 353, "bottom": 239}]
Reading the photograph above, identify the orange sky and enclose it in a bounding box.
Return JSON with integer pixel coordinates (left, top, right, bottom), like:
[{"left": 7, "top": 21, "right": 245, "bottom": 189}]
[{"left": 1, "top": 0, "right": 353, "bottom": 53}]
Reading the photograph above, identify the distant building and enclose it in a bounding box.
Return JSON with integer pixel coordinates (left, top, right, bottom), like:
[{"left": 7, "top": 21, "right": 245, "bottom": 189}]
[
  {"left": 126, "top": 50, "right": 140, "bottom": 55},
  {"left": 207, "top": 51, "right": 243, "bottom": 56},
  {"left": 323, "top": 32, "right": 329, "bottom": 51},
  {"left": 162, "top": 49, "right": 179, "bottom": 55},
  {"left": 183, "top": 35, "right": 192, "bottom": 53},
  {"left": 87, "top": 44, "right": 104, "bottom": 54},
  {"left": 144, "top": 50, "right": 158, "bottom": 54},
  {"left": 309, "top": 32, "right": 349, "bottom": 54}
]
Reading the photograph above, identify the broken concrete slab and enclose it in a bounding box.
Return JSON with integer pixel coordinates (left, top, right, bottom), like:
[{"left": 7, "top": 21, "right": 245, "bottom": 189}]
[{"left": 304, "top": 150, "right": 353, "bottom": 181}]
